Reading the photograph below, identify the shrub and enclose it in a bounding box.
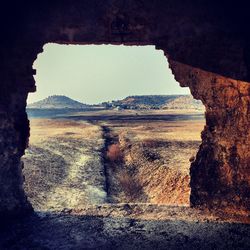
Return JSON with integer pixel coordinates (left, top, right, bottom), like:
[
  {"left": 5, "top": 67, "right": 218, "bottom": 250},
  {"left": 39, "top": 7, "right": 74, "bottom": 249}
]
[{"left": 107, "top": 143, "right": 123, "bottom": 163}]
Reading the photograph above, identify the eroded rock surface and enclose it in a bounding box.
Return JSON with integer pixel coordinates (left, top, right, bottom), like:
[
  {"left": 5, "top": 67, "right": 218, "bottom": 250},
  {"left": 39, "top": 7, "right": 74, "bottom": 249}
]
[{"left": 169, "top": 60, "right": 250, "bottom": 212}]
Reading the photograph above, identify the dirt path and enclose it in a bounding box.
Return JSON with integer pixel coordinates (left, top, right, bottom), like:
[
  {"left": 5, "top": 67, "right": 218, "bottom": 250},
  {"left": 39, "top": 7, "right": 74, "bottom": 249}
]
[
  {"left": 23, "top": 120, "right": 108, "bottom": 211},
  {"left": 37, "top": 142, "right": 107, "bottom": 210}
]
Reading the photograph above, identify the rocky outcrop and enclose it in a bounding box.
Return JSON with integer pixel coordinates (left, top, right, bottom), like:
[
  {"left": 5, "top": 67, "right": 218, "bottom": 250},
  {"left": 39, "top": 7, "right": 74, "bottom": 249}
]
[
  {"left": 0, "top": 44, "right": 42, "bottom": 219},
  {"left": 169, "top": 60, "right": 250, "bottom": 212},
  {"left": 0, "top": 0, "right": 250, "bottom": 218}
]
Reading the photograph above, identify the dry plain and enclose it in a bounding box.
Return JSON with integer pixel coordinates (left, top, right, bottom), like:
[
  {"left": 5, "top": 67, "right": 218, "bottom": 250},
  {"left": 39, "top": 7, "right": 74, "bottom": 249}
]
[
  {"left": 23, "top": 110, "right": 205, "bottom": 210},
  {"left": 4, "top": 110, "right": 247, "bottom": 249}
]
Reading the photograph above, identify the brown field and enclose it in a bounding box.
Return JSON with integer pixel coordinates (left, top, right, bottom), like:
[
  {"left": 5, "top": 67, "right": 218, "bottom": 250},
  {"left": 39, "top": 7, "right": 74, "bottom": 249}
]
[
  {"left": 23, "top": 119, "right": 107, "bottom": 211},
  {"left": 101, "top": 118, "right": 204, "bottom": 205},
  {"left": 23, "top": 110, "right": 205, "bottom": 210}
]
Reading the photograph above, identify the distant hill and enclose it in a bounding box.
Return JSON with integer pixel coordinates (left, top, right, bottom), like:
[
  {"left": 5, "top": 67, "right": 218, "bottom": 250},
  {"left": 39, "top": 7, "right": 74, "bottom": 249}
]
[
  {"left": 162, "top": 95, "right": 204, "bottom": 110},
  {"left": 104, "top": 95, "right": 204, "bottom": 111},
  {"left": 27, "top": 95, "right": 89, "bottom": 109},
  {"left": 27, "top": 95, "right": 204, "bottom": 111}
]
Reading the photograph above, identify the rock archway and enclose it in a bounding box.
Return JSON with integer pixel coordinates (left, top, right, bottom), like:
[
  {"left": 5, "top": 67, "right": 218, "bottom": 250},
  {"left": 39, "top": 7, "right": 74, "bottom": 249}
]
[
  {"left": 0, "top": 0, "right": 249, "bottom": 219},
  {"left": 169, "top": 60, "right": 250, "bottom": 212}
]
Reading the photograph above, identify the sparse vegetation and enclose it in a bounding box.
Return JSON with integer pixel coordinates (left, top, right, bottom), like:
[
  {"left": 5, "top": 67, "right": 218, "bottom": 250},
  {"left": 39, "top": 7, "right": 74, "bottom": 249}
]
[
  {"left": 102, "top": 95, "right": 205, "bottom": 110},
  {"left": 141, "top": 139, "right": 163, "bottom": 148},
  {"left": 23, "top": 119, "right": 107, "bottom": 211},
  {"left": 142, "top": 147, "right": 161, "bottom": 161},
  {"left": 103, "top": 116, "right": 204, "bottom": 205},
  {"left": 117, "top": 169, "right": 143, "bottom": 201},
  {"left": 106, "top": 143, "right": 123, "bottom": 163},
  {"left": 23, "top": 110, "right": 205, "bottom": 209},
  {"left": 27, "top": 95, "right": 89, "bottom": 109}
]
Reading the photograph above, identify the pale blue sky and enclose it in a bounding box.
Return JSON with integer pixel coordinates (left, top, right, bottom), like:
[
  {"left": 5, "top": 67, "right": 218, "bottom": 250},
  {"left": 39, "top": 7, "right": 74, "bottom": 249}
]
[{"left": 28, "top": 44, "right": 189, "bottom": 104}]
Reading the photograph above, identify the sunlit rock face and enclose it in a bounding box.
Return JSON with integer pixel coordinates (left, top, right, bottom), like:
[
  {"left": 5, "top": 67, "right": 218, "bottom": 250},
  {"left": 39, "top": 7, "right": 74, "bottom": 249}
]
[
  {"left": 169, "top": 60, "right": 250, "bottom": 212},
  {"left": 0, "top": 0, "right": 250, "bottom": 218}
]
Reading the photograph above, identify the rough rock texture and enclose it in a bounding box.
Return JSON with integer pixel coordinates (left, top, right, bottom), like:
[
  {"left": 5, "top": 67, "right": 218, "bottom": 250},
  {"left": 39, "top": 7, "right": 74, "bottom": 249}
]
[
  {"left": 1, "top": 0, "right": 250, "bottom": 217},
  {"left": 169, "top": 60, "right": 250, "bottom": 212}
]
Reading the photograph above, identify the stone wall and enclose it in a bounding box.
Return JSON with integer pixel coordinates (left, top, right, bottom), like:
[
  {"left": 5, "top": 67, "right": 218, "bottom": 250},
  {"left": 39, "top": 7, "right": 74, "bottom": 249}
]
[{"left": 0, "top": 0, "right": 250, "bottom": 218}]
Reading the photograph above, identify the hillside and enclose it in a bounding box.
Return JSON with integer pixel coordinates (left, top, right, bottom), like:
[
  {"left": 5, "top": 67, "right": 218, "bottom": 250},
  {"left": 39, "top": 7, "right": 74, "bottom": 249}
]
[
  {"left": 162, "top": 95, "right": 205, "bottom": 110},
  {"left": 28, "top": 95, "right": 205, "bottom": 111},
  {"left": 27, "top": 95, "right": 89, "bottom": 109},
  {"left": 106, "top": 95, "right": 204, "bottom": 110}
]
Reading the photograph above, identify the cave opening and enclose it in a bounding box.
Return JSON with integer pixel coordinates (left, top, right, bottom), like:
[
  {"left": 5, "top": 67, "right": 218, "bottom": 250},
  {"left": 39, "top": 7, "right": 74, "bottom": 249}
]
[
  {"left": 1, "top": 2, "right": 250, "bottom": 248},
  {"left": 23, "top": 43, "right": 205, "bottom": 212}
]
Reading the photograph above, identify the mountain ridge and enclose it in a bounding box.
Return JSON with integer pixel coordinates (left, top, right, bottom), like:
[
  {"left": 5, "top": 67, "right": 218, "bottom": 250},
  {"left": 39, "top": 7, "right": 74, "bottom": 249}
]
[
  {"left": 27, "top": 94, "right": 204, "bottom": 111},
  {"left": 104, "top": 95, "right": 204, "bottom": 110}
]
